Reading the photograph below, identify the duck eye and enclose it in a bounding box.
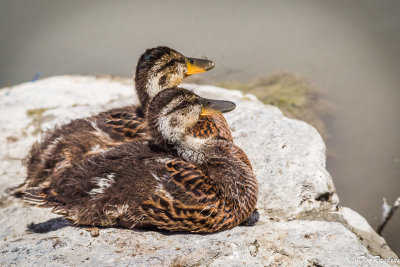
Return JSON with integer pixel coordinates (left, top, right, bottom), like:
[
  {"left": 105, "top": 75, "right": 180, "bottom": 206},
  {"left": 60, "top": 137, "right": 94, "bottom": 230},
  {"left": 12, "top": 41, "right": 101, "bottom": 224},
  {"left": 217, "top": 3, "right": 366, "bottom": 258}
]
[
  {"left": 178, "top": 101, "right": 189, "bottom": 109},
  {"left": 189, "top": 59, "right": 194, "bottom": 64}
]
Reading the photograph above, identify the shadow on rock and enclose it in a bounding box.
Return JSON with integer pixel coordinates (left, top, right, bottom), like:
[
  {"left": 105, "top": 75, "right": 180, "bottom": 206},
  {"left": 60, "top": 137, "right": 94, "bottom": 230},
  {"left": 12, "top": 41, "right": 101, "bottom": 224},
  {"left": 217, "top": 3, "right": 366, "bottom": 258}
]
[{"left": 27, "top": 217, "right": 71, "bottom": 233}]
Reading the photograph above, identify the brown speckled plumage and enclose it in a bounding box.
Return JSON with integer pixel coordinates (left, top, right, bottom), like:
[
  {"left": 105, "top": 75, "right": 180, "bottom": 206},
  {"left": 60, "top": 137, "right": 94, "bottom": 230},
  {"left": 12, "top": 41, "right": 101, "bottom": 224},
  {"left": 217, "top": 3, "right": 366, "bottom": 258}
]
[
  {"left": 23, "top": 89, "right": 258, "bottom": 233},
  {"left": 22, "top": 47, "right": 240, "bottom": 190}
]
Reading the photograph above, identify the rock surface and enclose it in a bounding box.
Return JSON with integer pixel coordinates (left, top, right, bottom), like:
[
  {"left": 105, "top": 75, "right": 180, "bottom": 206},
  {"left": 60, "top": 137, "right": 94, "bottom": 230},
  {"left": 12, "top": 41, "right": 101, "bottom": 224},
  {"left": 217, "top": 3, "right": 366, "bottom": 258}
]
[{"left": 0, "top": 76, "right": 398, "bottom": 266}]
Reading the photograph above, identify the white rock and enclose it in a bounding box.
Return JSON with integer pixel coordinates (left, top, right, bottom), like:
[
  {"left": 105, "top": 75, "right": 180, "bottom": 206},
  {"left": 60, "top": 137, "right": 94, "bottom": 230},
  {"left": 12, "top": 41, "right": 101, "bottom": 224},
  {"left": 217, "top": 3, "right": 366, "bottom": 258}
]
[{"left": 0, "top": 76, "right": 398, "bottom": 266}]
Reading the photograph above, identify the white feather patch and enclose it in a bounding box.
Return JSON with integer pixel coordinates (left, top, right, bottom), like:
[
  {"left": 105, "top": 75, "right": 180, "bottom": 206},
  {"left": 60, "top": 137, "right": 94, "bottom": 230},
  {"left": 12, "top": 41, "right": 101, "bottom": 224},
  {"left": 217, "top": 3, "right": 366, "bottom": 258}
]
[{"left": 89, "top": 173, "right": 115, "bottom": 197}]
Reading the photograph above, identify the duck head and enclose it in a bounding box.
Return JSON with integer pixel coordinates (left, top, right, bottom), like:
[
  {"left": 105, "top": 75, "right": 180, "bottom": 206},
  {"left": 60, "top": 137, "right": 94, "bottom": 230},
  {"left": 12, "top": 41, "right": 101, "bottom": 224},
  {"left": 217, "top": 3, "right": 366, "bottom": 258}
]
[
  {"left": 146, "top": 88, "right": 235, "bottom": 163},
  {"left": 135, "top": 46, "right": 215, "bottom": 111}
]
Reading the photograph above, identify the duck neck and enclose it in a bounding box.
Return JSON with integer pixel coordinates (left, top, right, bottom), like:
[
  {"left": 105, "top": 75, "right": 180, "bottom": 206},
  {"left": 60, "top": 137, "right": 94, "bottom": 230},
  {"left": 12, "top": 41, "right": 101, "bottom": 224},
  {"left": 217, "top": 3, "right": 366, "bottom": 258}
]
[
  {"left": 162, "top": 128, "right": 209, "bottom": 164},
  {"left": 149, "top": 113, "right": 209, "bottom": 164},
  {"left": 135, "top": 71, "right": 166, "bottom": 112},
  {"left": 174, "top": 135, "right": 210, "bottom": 164}
]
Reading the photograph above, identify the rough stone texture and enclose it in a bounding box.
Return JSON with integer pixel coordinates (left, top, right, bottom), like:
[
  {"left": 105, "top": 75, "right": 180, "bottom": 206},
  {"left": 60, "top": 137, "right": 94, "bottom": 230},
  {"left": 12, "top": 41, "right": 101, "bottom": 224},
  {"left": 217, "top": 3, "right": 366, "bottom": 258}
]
[{"left": 0, "top": 76, "right": 398, "bottom": 266}]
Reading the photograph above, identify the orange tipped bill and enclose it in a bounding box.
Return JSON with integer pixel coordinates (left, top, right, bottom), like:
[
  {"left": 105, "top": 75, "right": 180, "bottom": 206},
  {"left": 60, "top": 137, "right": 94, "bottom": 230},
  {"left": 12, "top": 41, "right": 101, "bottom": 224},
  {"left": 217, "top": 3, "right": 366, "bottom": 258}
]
[
  {"left": 186, "top": 57, "right": 215, "bottom": 76},
  {"left": 199, "top": 97, "right": 236, "bottom": 116}
]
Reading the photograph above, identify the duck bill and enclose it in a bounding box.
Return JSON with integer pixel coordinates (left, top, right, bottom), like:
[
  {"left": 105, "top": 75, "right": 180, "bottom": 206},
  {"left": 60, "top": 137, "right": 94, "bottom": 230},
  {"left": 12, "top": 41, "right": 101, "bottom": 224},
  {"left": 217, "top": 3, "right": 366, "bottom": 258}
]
[
  {"left": 200, "top": 97, "right": 236, "bottom": 116},
  {"left": 185, "top": 57, "right": 215, "bottom": 76}
]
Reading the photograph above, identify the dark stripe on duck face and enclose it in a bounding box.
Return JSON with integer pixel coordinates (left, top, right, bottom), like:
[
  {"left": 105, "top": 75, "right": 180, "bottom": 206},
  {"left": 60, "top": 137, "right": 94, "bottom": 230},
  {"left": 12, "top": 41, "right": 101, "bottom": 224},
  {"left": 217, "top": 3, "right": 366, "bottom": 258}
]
[
  {"left": 157, "top": 58, "right": 186, "bottom": 74},
  {"left": 165, "top": 98, "right": 200, "bottom": 117},
  {"left": 165, "top": 103, "right": 188, "bottom": 116},
  {"left": 158, "top": 74, "right": 167, "bottom": 87}
]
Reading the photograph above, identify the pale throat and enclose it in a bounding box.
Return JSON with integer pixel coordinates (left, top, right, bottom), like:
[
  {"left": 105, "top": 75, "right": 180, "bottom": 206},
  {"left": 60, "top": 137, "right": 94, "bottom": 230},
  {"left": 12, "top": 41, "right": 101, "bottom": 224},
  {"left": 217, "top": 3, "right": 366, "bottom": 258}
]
[
  {"left": 145, "top": 72, "right": 164, "bottom": 100},
  {"left": 157, "top": 115, "right": 210, "bottom": 164},
  {"left": 176, "top": 136, "right": 209, "bottom": 164}
]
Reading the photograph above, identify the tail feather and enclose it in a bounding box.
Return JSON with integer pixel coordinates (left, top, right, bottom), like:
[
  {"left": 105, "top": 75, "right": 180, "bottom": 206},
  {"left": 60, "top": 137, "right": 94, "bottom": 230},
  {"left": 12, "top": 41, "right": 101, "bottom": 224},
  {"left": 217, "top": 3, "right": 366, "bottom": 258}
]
[
  {"left": 23, "top": 187, "right": 50, "bottom": 206},
  {"left": 22, "top": 187, "right": 65, "bottom": 211}
]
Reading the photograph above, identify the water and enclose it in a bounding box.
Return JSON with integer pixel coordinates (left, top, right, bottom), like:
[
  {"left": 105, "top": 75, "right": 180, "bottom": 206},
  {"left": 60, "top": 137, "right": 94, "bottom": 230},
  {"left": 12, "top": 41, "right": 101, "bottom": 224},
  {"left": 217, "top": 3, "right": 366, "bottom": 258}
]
[{"left": 1, "top": 0, "right": 399, "bottom": 253}]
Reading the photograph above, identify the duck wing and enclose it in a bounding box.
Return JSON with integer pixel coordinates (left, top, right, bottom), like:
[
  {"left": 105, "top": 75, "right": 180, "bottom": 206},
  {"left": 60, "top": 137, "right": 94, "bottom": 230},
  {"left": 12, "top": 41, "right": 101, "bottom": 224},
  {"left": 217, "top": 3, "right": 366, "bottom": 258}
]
[
  {"left": 190, "top": 114, "right": 233, "bottom": 142},
  {"left": 23, "top": 141, "right": 158, "bottom": 226},
  {"left": 23, "top": 106, "right": 146, "bottom": 188},
  {"left": 23, "top": 141, "right": 257, "bottom": 233},
  {"left": 139, "top": 159, "right": 241, "bottom": 233},
  {"left": 96, "top": 106, "right": 148, "bottom": 140},
  {"left": 22, "top": 105, "right": 236, "bottom": 192},
  {"left": 23, "top": 142, "right": 222, "bottom": 232}
]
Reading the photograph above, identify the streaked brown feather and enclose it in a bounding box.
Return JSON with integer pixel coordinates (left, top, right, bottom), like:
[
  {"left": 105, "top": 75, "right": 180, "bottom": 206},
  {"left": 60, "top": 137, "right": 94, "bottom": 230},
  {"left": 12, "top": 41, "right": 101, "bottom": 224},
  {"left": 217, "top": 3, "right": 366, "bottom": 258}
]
[
  {"left": 19, "top": 49, "right": 258, "bottom": 232},
  {"left": 20, "top": 46, "right": 247, "bottom": 193},
  {"left": 105, "top": 111, "right": 148, "bottom": 140},
  {"left": 191, "top": 114, "right": 233, "bottom": 142},
  {"left": 22, "top": 141, "right": 257, "bottom": 233}
]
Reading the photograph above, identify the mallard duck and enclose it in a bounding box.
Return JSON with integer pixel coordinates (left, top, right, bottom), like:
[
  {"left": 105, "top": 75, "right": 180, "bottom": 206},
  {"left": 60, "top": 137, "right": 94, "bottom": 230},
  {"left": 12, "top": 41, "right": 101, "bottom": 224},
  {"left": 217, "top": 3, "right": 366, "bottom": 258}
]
[
  {"left": 23, "top": 88, "right": 258, "bottom": 233},
  {"left": 23, "top": 46, "right": 247, "bottom": 189}
]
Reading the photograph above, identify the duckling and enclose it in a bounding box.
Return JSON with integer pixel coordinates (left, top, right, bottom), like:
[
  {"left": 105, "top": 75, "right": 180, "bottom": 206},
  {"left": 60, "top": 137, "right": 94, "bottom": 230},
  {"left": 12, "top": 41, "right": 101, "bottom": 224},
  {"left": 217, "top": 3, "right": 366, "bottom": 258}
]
[
  {"left": 23, "top": 88, "right": 258, "bottom": 233},
  {"left": 23, "top": 46, "right": 244, "bottom": 190}
]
